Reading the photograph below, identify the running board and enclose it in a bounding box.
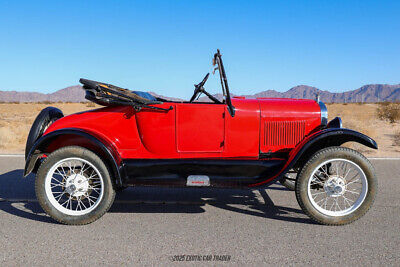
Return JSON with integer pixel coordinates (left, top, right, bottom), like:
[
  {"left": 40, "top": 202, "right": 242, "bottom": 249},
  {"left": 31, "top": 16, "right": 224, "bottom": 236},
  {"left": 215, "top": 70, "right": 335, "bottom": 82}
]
[{"left": 121, "top": 159, "right": 285, "bottom": 187}]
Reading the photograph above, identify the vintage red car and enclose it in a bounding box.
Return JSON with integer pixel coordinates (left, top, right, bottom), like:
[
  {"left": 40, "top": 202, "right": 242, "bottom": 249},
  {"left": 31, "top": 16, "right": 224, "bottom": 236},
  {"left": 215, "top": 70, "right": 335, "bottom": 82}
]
[{"left": 25, "top": 50, "right": 377, "bottom": 225}]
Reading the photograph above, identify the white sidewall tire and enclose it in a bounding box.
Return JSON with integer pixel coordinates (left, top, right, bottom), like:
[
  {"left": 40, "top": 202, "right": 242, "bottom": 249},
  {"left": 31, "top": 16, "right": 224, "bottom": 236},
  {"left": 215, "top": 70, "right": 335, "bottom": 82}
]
[
  {"left": 295, "top": 147, "right": 377, "bottom": 225},
  {"left": 44, "top": 157, "right": 105, "bottom": 216},
  {"left": 36, "top": 146, "right": 116, "bottom": 225}
]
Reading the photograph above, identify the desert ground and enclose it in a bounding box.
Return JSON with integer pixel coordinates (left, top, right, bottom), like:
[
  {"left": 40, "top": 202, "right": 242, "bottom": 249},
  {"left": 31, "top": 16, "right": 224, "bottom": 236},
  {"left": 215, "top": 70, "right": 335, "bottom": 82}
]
[
  {"left": 0, "top": 103, "right": 99, "bottom": 154},
  {"left": 0, "top": 102, "right": 398, "bottom": 156}
]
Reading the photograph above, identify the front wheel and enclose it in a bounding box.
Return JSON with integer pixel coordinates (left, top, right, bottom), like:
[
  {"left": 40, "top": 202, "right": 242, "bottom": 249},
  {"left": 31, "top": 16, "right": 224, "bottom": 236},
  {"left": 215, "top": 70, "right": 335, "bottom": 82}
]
[
  {"left": 295, "top": 147, "right": 377, "bottom": 225},
  {"left": 35, "top": 146, "right": 116, "bottom": 225}
]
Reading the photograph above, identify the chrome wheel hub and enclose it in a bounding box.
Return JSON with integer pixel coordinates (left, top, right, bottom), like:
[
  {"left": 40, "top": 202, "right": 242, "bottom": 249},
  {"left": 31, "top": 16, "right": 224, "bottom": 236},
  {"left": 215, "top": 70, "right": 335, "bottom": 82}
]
[
  {"left": 307, "top": 158, "right": 368, "bottom": 217},
  {"left": 324, "top": 176, "right": 346, "bottom": 197},
  {"left": 65, "top": 174, "right": 89, "bottom": 197}
]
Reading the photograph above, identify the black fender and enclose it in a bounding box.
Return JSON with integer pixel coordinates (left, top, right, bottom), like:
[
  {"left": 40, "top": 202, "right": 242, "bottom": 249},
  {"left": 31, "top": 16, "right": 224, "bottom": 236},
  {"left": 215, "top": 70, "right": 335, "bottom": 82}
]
[
  {"left": 288, "top": 127, "right": 377, "bottom": 169},
  {"left": 25, "top": 107, "right": 64, "bottom": 160},
  {"left": 285, "top": 127, "right": 377, "bottom": 176},
  {"left": 24, "top": 128, "right": 123, "bottom": 186},
  {"left": 251, "top": 126, "right": 377, "bottom": 187}
]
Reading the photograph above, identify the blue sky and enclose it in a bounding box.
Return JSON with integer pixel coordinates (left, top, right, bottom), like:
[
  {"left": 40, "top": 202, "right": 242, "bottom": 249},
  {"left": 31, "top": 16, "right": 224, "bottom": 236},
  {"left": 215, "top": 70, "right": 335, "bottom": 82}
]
[{"left": 0, "top": 0, "right": 399, "bottom": 98}]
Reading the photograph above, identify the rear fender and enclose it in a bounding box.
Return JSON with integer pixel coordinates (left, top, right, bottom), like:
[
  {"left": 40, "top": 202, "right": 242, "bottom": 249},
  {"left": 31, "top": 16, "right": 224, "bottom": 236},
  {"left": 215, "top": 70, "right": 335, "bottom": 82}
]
[
  {"left": 250, "top": 127, "right": 377, "bottom": 187},
  {"left": 24, "top": 128, "right": 123, "bottom": 186},
  {"left": 25, "top": 107, "right": 64, "bottom": 159}
]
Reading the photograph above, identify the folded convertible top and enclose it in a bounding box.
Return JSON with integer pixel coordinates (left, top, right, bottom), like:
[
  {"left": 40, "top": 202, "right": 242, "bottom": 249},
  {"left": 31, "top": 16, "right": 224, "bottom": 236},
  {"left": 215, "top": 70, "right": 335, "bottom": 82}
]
[{"left": 80, "top": 78, "right": 171, "bottom": 111}]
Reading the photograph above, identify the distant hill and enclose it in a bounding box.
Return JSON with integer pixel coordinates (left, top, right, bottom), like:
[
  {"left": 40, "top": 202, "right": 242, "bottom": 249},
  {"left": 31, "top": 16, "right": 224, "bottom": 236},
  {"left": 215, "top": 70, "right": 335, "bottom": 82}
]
[
  {"left": 0, "top": 86, "right": 182, "bottom": 103},
  {"left": 245, "top": 84, "right": 400, "bottom": 103},
  {"left": 1, "top": 83, "right": 399, "bottom": 103},
  {"left": 200, "top": 84, "right": 400, "bottom": 103},
  {"left": 0, "top": 86, "right": 84, "bottom": 103}
]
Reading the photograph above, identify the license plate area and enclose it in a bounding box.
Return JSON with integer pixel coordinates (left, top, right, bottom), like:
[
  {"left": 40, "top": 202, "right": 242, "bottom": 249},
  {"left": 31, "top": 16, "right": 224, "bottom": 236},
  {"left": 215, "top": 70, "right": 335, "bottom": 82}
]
[{"left": 187, "top": 175, "right": 210, "bottom": 186}]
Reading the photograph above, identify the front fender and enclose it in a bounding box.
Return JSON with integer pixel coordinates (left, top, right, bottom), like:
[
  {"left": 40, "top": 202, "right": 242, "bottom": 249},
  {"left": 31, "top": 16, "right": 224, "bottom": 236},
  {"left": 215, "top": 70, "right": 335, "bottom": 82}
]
[
  {"left": 250, "top": 127, "right": 377, "bottom": 187},
  {"left": 301, "top": 128, "right": 378, "bottom": 150},
  {"left": 24, "top": 128, "right": 123, "bottom": 186}
]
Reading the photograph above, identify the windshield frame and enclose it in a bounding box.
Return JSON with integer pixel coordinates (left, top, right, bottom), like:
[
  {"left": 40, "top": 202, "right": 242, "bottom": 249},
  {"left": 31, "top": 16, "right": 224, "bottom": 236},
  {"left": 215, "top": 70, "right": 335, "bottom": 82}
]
[{"left": 213, "top": 49, "right": 235, "bottom": 117}]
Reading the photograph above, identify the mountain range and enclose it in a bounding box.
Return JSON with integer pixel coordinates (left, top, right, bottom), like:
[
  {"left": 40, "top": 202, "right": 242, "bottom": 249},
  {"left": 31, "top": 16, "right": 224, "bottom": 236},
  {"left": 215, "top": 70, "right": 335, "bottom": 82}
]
[
  {"left": 1, "top": 84, "right": 399, "bottom": 103},
  {"left": 240, "top": 84, "right": 400, "bottom": 103}
]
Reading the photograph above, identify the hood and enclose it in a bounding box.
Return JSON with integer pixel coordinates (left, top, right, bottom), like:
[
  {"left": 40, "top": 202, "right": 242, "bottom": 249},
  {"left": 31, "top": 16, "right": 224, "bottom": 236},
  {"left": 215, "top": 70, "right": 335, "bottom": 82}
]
[
  {"left": 257, "top": 98, "right": 323, "bottom": 120},
  {"left": 256, "top": 98, "right": 325, "bottom": 153}
]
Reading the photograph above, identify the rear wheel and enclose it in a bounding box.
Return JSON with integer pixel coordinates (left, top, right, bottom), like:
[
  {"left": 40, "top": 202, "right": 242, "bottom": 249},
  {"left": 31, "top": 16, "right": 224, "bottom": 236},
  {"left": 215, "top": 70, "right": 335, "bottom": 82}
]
[
  {"left": 35, "top": 146, "right": 116, "bottom": 225},
  {"left": 295, "top": 147, "right": 377, "bottom": 225}
]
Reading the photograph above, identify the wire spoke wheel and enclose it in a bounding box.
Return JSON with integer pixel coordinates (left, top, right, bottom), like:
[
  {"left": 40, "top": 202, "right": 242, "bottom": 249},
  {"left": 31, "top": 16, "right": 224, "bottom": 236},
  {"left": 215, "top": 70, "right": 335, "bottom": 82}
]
[
  {"left": 45, "top": 157, "right": 104, "bottom": 216},
  {"left": 307, "top": 158, "right": 368, "bottom": 217}
]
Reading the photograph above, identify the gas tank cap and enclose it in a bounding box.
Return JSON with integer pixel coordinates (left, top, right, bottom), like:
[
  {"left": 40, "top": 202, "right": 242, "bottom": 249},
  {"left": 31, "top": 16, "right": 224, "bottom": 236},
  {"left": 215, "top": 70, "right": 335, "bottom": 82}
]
[{"left": 187, "top": 175, "right": 210, "bottom": 186}]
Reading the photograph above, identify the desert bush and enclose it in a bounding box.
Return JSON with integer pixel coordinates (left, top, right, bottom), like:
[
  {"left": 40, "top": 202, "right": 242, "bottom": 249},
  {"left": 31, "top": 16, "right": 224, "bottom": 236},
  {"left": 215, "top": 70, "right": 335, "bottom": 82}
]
[
  {"left": 376, "top": 103, "right": 400, "bottom": 123},
  {"left": 379, "top": 101, "right": 391, "bottom": 106},
  {"left": 86, "top": 102, "right": 95, "bottom": 107},
  {"left": 393, "top": 131, "right": 400, "bottom": 146}
]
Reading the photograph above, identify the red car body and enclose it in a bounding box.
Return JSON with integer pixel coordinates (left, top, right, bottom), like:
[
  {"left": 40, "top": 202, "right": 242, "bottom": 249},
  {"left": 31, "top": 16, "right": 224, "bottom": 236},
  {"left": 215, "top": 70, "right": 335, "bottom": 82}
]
[
  {"left": 24, "top": 52, "right": 377, "bottom": 189},
  {"left": 45, "top": 98, "right": 321, "bottom": 158}
]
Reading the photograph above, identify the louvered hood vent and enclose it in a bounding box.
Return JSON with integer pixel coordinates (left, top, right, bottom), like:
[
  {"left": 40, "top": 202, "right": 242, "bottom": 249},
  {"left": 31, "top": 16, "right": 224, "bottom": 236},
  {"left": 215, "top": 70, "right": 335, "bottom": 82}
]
[{"left": 264, "top": 120, "right": 306, "bottom": 147}]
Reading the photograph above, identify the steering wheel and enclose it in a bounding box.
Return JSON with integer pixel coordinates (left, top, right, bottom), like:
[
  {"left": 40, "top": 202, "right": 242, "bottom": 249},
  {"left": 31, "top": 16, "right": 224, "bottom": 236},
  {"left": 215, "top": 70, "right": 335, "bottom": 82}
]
[
  {"left": 189, "top": 73, "right": 209, "bottom": 102},
  {"left": 189, "top": 73, "right": 221, "bottom": 103}
]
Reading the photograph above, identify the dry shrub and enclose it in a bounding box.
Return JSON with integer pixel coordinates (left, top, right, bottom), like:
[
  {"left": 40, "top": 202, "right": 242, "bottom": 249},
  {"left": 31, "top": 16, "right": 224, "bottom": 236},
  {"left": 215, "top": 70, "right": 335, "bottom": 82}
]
[
  {"left": 86, "top": 102, "right": 95, "bottom": 107},
  {"left": 379, "top": 101, "right": 391, "bottom": 106},
  {"left": 393, "top": 131, "right": 400, "bottom": 147},
  {"left": 376, "top": 102, "right": 400, "bottom": 123}
]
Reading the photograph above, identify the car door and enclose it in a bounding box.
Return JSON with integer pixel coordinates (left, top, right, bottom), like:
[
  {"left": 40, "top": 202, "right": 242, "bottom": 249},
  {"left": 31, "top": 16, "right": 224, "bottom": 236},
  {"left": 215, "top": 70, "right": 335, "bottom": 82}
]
[{"left": 176, "top": 103, "right": 225, "bottom": 153}]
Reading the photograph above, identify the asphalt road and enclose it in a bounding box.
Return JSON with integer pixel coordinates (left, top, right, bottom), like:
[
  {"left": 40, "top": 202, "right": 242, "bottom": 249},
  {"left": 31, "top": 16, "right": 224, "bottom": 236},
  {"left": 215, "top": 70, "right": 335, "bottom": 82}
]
[{"left": 0, "top": 156, "right": 399, "bottom": 266}]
